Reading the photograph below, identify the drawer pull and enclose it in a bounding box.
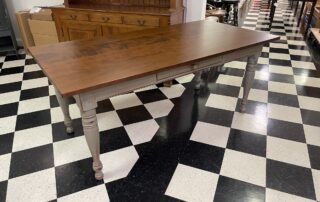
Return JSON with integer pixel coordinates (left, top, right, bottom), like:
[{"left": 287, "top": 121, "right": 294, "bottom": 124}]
[
  {"left": 102, "top": 17, "right": 110, "bottom": 22},
  {"left": 137, "top": 19, "right": 146, "bottom": 26},
  {"left": 70, "top": 15, "right": 77, "bottom": 20}
]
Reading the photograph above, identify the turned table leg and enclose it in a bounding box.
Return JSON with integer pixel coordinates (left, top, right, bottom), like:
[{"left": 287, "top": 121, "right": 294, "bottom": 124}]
[
  {"left": 54, "top": 88, "right": 74, "bottom": 133},
  {"left": 240, "top": 52, "right": 260, "bottom": 112},
  {"left": 74, "top": 96, "right": 103, "bottom": 180},
  {"left": 194, "top": 72, "right": 202, "bottom": 90}
]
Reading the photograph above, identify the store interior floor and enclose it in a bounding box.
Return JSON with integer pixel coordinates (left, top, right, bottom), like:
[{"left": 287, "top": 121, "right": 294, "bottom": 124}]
[{"left": 0, "top": 0, "right": 320, "bottom": 201}]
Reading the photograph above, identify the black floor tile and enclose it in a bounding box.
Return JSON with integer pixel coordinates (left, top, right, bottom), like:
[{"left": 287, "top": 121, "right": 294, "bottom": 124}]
[
  {"left": 106, "top": 179, "right": 182, "bottom": 202},
  {"left": 49, "top": 95, "right": 59, "bottom": 108},
  {"left": 267, "top": 118, "right": 305, "bottom": 142},
  {"left": 52, "top": 118, "right": 84, "bottom": 142},
  {"left": 269, "top": 59, "right": 292, "bottom": 67},
  {"left": 100, "top": 127, "right": 133, "bottom": 153},
  {"left": 23, "top": 71, "right": 45, "bottom": 80},
  {"left": 9, "top": 144, "right": 54, "bottom": 178},
  {"left": 117, "top": 106, "right": 152, "bottom": 125},
  {"left": 179, "top": 141, "right": 225, "bottom": 174},
  {"left": 209, "top": 83, "right": 241, "bottom": 97},
  {"left": 222, "top": 67, "right": 245, "bottom": 77},
  {"left": 227, "top": 129, "right": 266, "bottom": 157},
  {"left": 268, "top": 73, "right": 295, "bottom": 84},
  {"left": 0, "top": 66, "right": 24, "bottom": 76},
  {"left": 0, "top": 133, "right": 14, "bottom": 155},
  {"left": 15, "top": 109, "right": 51, "bottom": 131},
  {"left": 136, "top": 89, "right": 167, "bottom": 104},
  {"left": 0, "top": 181, "right": 7, "bottom": 202},
  {"left": 96, "top": 99, "right": 114, "bottom": 113},
  {"left": 20, "top": 86, "right": 49, "bottom": 101},
  {"left": 266, "top": 159, "right": 316, "bottom": 200},
  {"left": 296, "top": 85, "right": 320, "bottom": 99},
  {"left": 0, "top": 82, "right": 22, "bottom": 94},
  {"left": 25, "top": 58, "right": 36, "bottom": 65},
  {"left": 214, "top": 176, "right": 265, "bottom": 202},
  {"left": 0, "top": 102, "right": 18, "bottom": 118},
  {"left": 292, "top": 68, "right": 320, "bottom": 78},
  {"left": 256, "top": 64, "right": 269, "bottom": 72},
  {"left": 301, "top": 109, "right": 320, "bottom": 127},
  {"left": 4, "top": 54, "right": 25, "bottom": 61},
  {"left": 308, "top": 145, "right": 320, "bottom": 170},
  {"left": 252, "top": 79, "right": 268, "bottom": 90},
  {"left": 268, "top": 91, "right": 299, "bottom": 108},
  {"left": 55, "top": 158, "right": 103, "bottom": 197},
  {"left": 290, "top": 55, "right": 313, "bottom": 62},
  {"left": 288, "top": 44, "right": 308, "bottom": 50},
  {"left": 198, "top": 108, "right": 234, "bottom": 128}
]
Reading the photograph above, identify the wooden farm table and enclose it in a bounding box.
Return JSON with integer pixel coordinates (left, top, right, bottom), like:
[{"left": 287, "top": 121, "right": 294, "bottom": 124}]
[{"left": 29, "top": 20, "right": 279, "bottom": 180}]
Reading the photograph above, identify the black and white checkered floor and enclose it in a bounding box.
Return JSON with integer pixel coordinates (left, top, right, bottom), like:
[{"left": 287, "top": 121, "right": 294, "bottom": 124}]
[{"left": 1, "top": 0, "right": 320, "bottom": 201}]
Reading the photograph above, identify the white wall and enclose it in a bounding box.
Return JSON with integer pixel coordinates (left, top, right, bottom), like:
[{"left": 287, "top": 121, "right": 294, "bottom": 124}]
[
  {"left": 184, "top": 0, "right": 206, "bottom": 22},
  {"left": 5, "top": 0, "right": 63, "bottom": 45}
]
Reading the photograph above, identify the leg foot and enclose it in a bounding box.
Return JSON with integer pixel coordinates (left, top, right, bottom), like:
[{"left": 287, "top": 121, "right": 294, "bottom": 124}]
[
  {"left": 163, "top": 80, "right": 173, "bottom": 87},
  {"left": 55, "top": 88, "right": 74, "bottom": 133}
]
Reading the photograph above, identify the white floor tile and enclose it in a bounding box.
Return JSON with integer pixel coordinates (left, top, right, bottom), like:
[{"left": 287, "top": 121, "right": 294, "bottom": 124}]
[
  {"left": 58, "top": 185, "right": 109, "bottom": 202},
  {"left": 220, "top": 149, "right": 266, "bottom": 187},
  {"left": 0, "top": 154, "right": 11, "bottom": 182},
  {"left": 21, "top": 77, "right": 49, "bottom": 90},
  {"left": 17, "top": 96, "right": 50, "bottom": 115},
  {"left": 223, "top": 61, "right": 247, "bottom": 70},
  {"left": 269, "top": 53, "right": 291, "bottom": 60},
  {"left": 6, "top": 168, "right": 56, "bottom": 202},
  {"left": 0, "top": 116, "right": 17, "bottom": 135},
  {"left": 0, "top": 91, "right": 20, "bottom": 105},
  {"left": 216, "top": 75, "right": 243, "bottom": 87},
  {"left": 50, "top": 104, "right": 81, "bottom": 124},
  {"left": 2, "top": 60, "right": 25, "bottom": 69},
  {"left": 268, "top": 103, "right": 302, "bottom": 124},
  {"left": 238, "top": 88, "right": 268, "bottom": 103},
  {"left": 231, "top": 112, "right": 267, "bottom": 135},
  {"left": 298, "top": 96, "right": 320, "bottom": 112},
  {"left": 267, "top": 136, "right": 310, "bottom": 168},
  {"left": 258, "top": 57, "right": 269, "bottom": 65},
  {"left": 124, "top": 119, "right": 159, "bottom": 145},
  {"left": 287, "top": 40, "right": 306, "bottom": 46},
  {"left": 289, "top": 49, "right": 310, "bottom": 56},
  {"left": 13, "top": 125, "right": 52, "bottom": 152},
  {"left": 0, "top": 73, "right": 23, "bottom": 85},
  {"left": 159, "top": 84, "right": 185, "bottom": 99},
  {"left": 304, "top": 125, "right": 320, "bottom": 147},
  {"left": 175, "top": 74, "right": 195, "bottom": 83},
  {"left": 145, "top": 99, "right": 174, "bottom": 118},
  {"left": 294, "top": 75, "right": 320, "bottom": 88},
  {"left": 110, "top": 93, "right": 142, "bottom": 110},
  {"left": 101, "top": 146, "right": 139, "bottom": 183},
  {"left": 266, "top": 188, "right": 315, "bottom": 202},
  {"left": 269, "top": 65, "right": 293, "bottom": 75},
  {"left": 292, "top": 61, "right": 316, "bottom": 70},
  {"left": 205, "top": 94, "right": 238, "bottom": 111},
  {"left": 165, "top": 164, "right": 219, "bottom": 202},
  {"left": 53, "top": 136, "right": 91, "bottom": 166},
  {"left": 255, "top": 70, "right": 270, "bottom": 81},
  {"left": 190, "top": 121, "right": 230, "bottom": 148},
  {"left": 97, "top": 111, "right": 123, "bottom": 131},
  {"left": 24, "top": 64, "right": 41, "bottom": 73},
  {"left": 269, "top": 43, "right": 289, "bottom": 49},
  {"left": 268, "top": 81, "right": 297, "bottom": 95}
]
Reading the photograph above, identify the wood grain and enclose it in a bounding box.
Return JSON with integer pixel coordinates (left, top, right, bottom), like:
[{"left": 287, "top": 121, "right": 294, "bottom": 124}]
[{"left": 29, "top": 20, "right": 279, "bottom": 96}]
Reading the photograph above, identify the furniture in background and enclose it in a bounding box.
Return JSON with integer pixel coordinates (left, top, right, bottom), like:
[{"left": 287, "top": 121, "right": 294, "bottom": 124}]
[
  {"left": 269, "top": 0, "right": 318, "bottom": 34},
  {"left": 300, "top": 1, "right": 320, "bottom": 34},
  {"left": 51, "top": 0, "right": 184, "bottom": 42},
  {"left": 206, "top": 7, "right": 226, "bottom": 23},
  {"left": 0, "top": 0, "right": 17, "bottom": 54},
  {"left": 29, "top": 20, "right": 279, "bottom": 180}
]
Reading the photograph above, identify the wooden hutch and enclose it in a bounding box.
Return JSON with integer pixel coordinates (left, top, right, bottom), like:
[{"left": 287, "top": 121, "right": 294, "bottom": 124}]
[{"left": 51, "top": 0, "right": 185, "bottom": 42}]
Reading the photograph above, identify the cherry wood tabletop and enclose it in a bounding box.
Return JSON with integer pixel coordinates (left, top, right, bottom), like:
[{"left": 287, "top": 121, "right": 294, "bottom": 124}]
[{"left": 29, "top": 20, "right": 279, "bottom": 96}]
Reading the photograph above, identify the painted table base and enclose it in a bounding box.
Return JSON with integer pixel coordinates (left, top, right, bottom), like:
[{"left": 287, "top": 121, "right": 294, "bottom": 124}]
[{"left": 54, "top": 49, "right": 261, "bottom": 180}]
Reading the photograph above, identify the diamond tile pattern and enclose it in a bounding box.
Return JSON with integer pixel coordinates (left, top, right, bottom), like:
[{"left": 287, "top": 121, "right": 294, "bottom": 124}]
[{"left": 0, "top": 0, "right": 320, "bottom": 200}]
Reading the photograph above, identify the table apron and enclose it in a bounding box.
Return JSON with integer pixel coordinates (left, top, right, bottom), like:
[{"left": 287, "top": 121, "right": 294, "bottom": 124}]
[{"left": 75, "top": 44, "right": 263, "bottom": 111}]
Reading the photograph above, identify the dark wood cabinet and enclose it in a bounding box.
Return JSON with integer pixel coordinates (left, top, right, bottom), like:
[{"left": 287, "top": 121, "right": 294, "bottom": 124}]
[{"left": 52, "top": 0, "right": 184, "bottom": 42}]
